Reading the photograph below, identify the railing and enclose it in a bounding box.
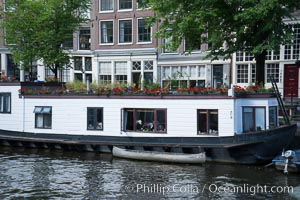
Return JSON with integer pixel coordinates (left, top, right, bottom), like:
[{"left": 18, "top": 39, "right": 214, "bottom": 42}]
[{"left": 269, "top": 76, "right": 290, "bottom": 125}]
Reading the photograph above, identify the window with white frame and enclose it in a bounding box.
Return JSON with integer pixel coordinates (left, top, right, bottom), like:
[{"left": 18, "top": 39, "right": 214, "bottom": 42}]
[
  {"left": 198, "top": 65, "right": 205, "bottom": 78},
  {"left": 266, "top": 50, "right": 280, "bottom": 61},
  {"left": 100, "top": 0, "right": 113, "bottom": 11},
  {"left": 99, "top": 62, "right": 112, "bottom": 85},
  {"left": 74, "top": 57, "right": 82, "bottom": 70},
  {"left": 190, "top": 66, "right": 197, "bottom": 78},
  {"left": 144, "top": 61, "right": 153, "bottom": 70},
  {"left": 171, "top": 66, "right": 179, "bottom": 77},
  {"left": 132, "top": 61, "right": 141, "bottom": 70},
  {"left": 78, "top": 27, "right": 91, "bottom": 50},
  {"left": 236, "top": 51, "right": 243, "bottom": 61},
  {"left": 293, "top": 25, "right": 300, "bottom": 59},
  {"left": 115, "top": 61, "right": 127, "bottom": 84},
  {"left": 45, "top": 66, "right": 70, "bottom": 82},
  {"left": 245, "top": 52, "right": 254, "bottom": 61},
  {"left": 237, "top": 64, "right": 249, "bottom": 83},
  {"left": 137, "top": 19, "right": 151, "bottom": 43},
  {"left": 0, "top": 93, "right": 11, "bottom": 113},
  {"left": 284, "top": 45, "right": 292, "bottom": 60},
  {"left": 119, "top": 0, "right": 132, "bottom": 10},
  {"left": 266, "top": 63, "right": 279, "bottom": 83},
  {"left": 85, "top": 57, "right": 92, "bottom": 71},
  {"left": 119, "top": 20, "right": 132, "bottom": 43},
  {"left": 162, "top": 66, "right": 170, "bottom": 78},
  {"left": 251, "top": 64, "right": 256, "bottom": 83},
  {"left": 181, "top": 66, "right": 188, "bottom": 77},
  {"left": 34, "top": 106, "right": 52, "bottom": 129},
  {"left": 61, "top": 68, "right": 71, "bottom": 83},
  {"left": 100, "top": 21, "right": 113, "bottom": 44},
  {"left": 284, "top": 24, "right": 300, "bottom": 60}
]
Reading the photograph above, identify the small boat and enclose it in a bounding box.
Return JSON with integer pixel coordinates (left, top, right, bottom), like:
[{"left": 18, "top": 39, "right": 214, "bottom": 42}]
[
  {"left": 272, "top": 149, "right": 300, "bottom": 173},
  {"left": 112, "top": 147, "right": 206, "bottom": 164}
]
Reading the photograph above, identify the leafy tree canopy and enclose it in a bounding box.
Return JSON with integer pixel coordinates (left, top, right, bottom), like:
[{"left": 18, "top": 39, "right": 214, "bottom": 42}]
[
  {"left": 143, "top": 0, "right": 300, "bottom": 84},
  {"left": 1, "top": 0, "right": 90, "bottom": 80}
]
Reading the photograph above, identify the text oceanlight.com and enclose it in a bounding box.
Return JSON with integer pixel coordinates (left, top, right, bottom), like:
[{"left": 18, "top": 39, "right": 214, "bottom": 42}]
[{"left": 125, "top": 183, "right": 294, "bottom": 196}]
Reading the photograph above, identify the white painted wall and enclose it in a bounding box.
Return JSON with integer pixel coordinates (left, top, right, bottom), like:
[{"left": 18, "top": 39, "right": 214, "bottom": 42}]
[{"left": 0, "top": 85, "right": 278, "bottom": 138}]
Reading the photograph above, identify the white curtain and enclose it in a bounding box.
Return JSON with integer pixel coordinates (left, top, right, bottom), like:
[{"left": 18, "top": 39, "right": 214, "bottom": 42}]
[
  {"left": 119, "top": 22, "right": 125, "bottom": 42},
  {"left": 102, "top": 22, "right": 108, "bottom": 43},
  {"left": 36, "top": 114, "right": 43, "bottom": 128}
]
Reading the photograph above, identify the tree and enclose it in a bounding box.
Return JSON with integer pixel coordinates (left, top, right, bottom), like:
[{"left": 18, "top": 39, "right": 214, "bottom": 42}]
[
  {"left": 1, "top": 0, "right": 90, "bottom": 80},
  {"left": 144, "top": 0, "right": 300, "bottom": 84}
]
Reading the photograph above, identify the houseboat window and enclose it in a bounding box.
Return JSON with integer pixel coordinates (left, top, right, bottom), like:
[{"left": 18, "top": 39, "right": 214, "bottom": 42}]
[
  {"left": 87, "top": 108, "right": 103, "bottom": 130},
  {"left": 243, "top": 107, "right": 266, "bottom": 132},
  {"left": 122, "top": 109, "right": 166, "bottom": 133},
  {"left": 0, "top": 93, "right": 11, "bottom": 113},
  {"left": 197, "top": 109, "right": 218, "bottom": 135},
  {"left": 34, "top": 106, "right": 52, "bottom": 129},
  {"left": 269, "top": 106, "right": 278, "bottom": 129}
]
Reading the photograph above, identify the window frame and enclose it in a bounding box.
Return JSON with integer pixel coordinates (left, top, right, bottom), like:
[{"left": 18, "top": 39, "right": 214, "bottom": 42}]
[
  {"left": 197, "top": 109, "right": 219, "bottom": 135},
  {"left": 115, "top": 61, "right": 128, "bottom": 84},
  {"left": 236, "top": 64, "right": 249, "bottom": 83},
  {"left": 122, "top": 108, "right": 167, "bottom": 133},
  {"left": 0, "top": 93, "right": 11, "bottom": 114},
  {"left": 34, "top": 106, "right": 52, "bottom": 129},
  {"left": 118, "top": 19, "right": 133, "bottom": 44},
  {"left": 242, "top": 106, "right": 266, "bottom": 133},
  {"left": 99, "top": 0, "right": 114, "bottom": 12},
  {"left": 266, "top": 63, "right": 280, "bottom": 83},
  {"left": 137, "top": 18, "right": 151, "bottom": 44},
  {"left": 87, "top": 107, "right": 104, "bottom": 131},
  {"left": 269, "top": 106, "right": 278, "bottom": 129},
  {"left": 118, "top": 0, "right": 133, "bottom": 11},
  {"left": 99, "top": 61, "right": 112, "bottom": 85},
  {"left": 78, "top": 27, "right": 91, "bottom": 50},
  {"left": 100, "top": 20, "right": 114, "bottom": 45}
]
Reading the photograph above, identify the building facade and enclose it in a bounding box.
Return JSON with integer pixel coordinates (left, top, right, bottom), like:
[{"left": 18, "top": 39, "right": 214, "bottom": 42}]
[{"left": 0, "top": 0, "right": 300, "bottom": 97}]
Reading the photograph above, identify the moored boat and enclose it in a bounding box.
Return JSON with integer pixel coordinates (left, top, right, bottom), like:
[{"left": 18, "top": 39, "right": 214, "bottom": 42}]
[
  {"left": 112, "top": 146, "right": 206, "bottom": 164},
  {"left": 0, "top": 82, "right": 297, "bottom": 164},
  {"left": 272, "top": 149, "right": 300, "bottom": 173}
]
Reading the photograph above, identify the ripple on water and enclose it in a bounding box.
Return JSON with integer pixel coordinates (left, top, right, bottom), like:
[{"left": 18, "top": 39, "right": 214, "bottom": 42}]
[{"left": 0, "top": 147, "right": 299, "bottom": 199}]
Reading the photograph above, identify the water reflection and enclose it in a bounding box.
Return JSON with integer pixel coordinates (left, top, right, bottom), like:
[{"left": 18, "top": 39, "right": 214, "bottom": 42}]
[{"left": 0, "top": 146, "right": 299, "bottom": 200}]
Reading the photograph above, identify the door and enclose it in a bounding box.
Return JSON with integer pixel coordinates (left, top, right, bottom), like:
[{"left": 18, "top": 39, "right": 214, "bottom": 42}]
[
  {"left": 284, "top": 65, "right": 298, "bottom": 97},
  {"left": 212, "top": 65, "right": 223, "bottom": 88}
]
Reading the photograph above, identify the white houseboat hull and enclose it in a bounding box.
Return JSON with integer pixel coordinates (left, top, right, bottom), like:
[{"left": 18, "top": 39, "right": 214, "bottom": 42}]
[{"left": 0, "top": 83, "right": 297, "bottom": 164}]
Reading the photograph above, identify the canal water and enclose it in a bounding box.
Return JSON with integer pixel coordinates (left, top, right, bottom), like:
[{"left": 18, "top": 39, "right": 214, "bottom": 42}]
[{"left": 0, "top": 146, "right": 299, "bottom": 200}]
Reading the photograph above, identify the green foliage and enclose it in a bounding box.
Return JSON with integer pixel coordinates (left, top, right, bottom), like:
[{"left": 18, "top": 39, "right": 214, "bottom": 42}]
[
  {"left": 65, "top": 80, "right": 87, "bottom": 93},
  {"left": 144, "top": 0, "right": 299, "bottom": 83},
  {"left": 0, "top": 0, "right": 90, "bottom": 78}
]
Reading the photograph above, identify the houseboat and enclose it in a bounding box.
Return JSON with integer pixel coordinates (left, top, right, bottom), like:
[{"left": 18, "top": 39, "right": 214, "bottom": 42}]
[{"left": 0, "top": 82, "right": 297, "bottom": 164}]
